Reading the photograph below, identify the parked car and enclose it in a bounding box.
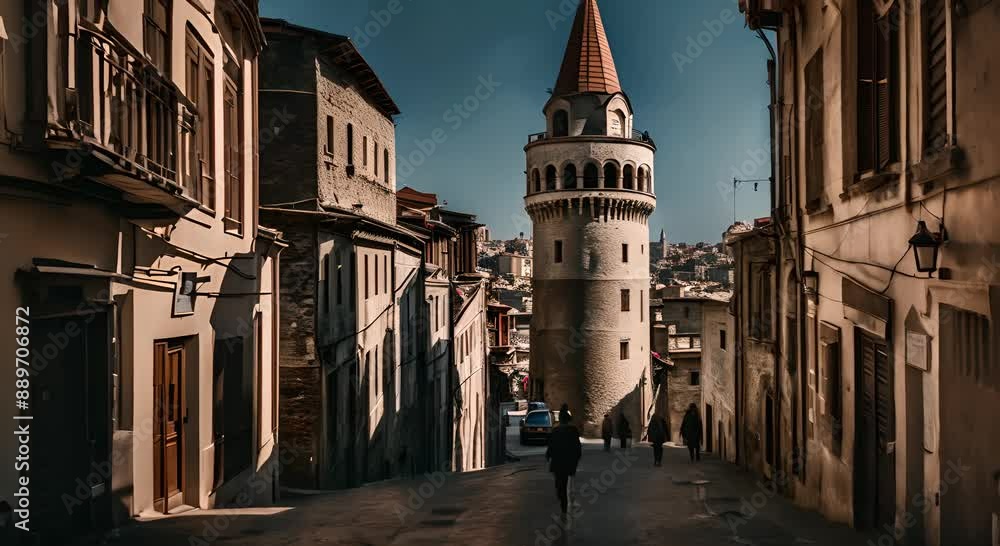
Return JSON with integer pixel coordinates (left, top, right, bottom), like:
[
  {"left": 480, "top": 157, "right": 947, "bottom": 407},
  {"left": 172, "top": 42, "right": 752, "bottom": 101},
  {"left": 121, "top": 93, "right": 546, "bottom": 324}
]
[
  {"left": 519, "top": 409, "right": 554, "bottom": 445},
  {"left": 527, "top": 401, "right": 548, "bottom": 412}
]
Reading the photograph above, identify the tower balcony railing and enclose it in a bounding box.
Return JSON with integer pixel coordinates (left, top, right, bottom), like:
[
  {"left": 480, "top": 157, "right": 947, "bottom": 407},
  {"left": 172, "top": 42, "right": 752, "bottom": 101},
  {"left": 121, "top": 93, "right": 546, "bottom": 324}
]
[{"left": 527, "top": 129, "right": 655, "bottom": 148}]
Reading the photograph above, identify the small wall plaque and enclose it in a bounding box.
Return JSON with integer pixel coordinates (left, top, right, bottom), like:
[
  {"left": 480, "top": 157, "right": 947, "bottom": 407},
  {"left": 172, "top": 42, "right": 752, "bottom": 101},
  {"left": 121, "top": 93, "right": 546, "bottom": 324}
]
[{"left": 906, "top": 331, "right": 930, "bottom": 371}]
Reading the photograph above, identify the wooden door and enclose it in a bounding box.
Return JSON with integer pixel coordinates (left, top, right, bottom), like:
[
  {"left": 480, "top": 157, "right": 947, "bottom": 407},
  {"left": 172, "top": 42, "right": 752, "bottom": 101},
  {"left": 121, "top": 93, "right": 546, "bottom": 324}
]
[
  {"left": 855, "top": 333, "right": 894, "bottom": 531},
  {"left": 154, "top": 341, "right": 184, "bottom": 513}
]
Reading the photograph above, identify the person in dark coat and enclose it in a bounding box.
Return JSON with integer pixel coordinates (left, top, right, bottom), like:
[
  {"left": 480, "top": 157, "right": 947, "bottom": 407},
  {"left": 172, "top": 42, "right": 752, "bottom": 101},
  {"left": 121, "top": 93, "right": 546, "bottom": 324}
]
[
  {"left": 601, "top": 412, "right": 613, "bottom": 451},
  {"left": 617, "top": 413, "right": 631, "bottom": 449},
  {"left": 681, "top": 403, "right": 703, "bottom": 462},
  {"left": 546, "top": 404, "right": 582, "bottom": 516},
  {"left": 647, "top": 413, "right": 668, "bottom": 466}
]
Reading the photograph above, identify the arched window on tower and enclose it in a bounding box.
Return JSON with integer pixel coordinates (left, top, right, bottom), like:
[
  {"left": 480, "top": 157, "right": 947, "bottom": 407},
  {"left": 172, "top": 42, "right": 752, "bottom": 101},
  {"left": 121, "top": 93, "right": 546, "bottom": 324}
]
[
  {"left": 553, "top": 110, "right": 569, "bottom": 137},
  {"left": 563, "top": 164, "right": 577, "bottom": 189},
  {"left": 609, "top": 109, "right": 626, "bottom": 137},
  {"left": 623, "top": 165, "right": 635, "bottom": 190},
  {"left": 531, "top": 169, "right": 541, "bottom": 193},
  {"left": 583, "top": 163, "right": 599, "bottom": 188},
  {"left": 545, "top": 165, "right": 557, "bottom": 191},
  {"left": 638, "top": 167, "right": 647, "bottom": 192},
  {"left": 603, "top": 162, "right": 619, "bottom": 188}
]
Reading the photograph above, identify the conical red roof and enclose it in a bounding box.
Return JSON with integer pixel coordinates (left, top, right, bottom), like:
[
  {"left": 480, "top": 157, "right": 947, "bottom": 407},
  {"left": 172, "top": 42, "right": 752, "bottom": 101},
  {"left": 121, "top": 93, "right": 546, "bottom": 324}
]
[{"left": 553, "top": 0, "right": 622, "bottom": 96}]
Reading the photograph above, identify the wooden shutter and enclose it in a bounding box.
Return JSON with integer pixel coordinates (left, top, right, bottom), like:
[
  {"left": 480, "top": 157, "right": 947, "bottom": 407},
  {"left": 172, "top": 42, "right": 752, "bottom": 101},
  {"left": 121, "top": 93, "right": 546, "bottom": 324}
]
[
  {"left": 924, "top": 0, "right": 948, "bottom": 149},
  {"left": 857, "top": 0, "right": 877, "bottom": 173},
  {"left": 876, "top": 12, "right": 896, "bottom": 169},
  {"left": 805, "top": 49, "right": 825, "bottom": 206}
]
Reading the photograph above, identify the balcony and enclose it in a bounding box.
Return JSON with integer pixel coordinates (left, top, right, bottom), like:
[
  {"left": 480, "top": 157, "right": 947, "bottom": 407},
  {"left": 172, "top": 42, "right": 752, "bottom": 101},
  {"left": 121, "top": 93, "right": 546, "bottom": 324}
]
[
  {"left": 527, "top": 129, "right": 656, "bottom": 148},
  {"left": 66, "top": 25, "right": 199, "bottom": 213}
]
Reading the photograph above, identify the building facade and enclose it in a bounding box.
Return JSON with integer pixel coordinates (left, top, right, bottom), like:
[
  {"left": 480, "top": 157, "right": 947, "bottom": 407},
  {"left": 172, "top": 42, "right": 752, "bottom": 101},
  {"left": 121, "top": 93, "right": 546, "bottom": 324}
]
[
  {"left": 0, "top": 0, "right": 282, "bottom": 542},
  {"left": 739, "top": 1, "right": 1000, "bottom": 543},
  {"left": 257, "top": 19, "right": 435, "bottom": 489},
  {"left": 525, "top": 0, "right": 656, "bottom": 437}
]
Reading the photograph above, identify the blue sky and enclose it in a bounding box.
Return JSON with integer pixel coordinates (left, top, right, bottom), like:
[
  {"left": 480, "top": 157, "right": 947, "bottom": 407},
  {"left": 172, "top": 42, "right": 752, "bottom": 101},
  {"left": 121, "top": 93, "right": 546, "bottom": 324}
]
[{"left": 259, "top": 0, "right": 773, "bottom": 243}]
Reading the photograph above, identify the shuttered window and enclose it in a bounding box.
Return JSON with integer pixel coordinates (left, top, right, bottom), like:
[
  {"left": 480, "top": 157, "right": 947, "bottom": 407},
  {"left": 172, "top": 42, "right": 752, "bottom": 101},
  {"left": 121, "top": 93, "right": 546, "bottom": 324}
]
[
  {"left": 805, "top": 48, "right": 825, "bottom": 209},
  {"left": 924, "top": 0, "right": 950, "bottom": 151},
  {"left": 857, "top": 1, "right": 898, "bottom": 174}
]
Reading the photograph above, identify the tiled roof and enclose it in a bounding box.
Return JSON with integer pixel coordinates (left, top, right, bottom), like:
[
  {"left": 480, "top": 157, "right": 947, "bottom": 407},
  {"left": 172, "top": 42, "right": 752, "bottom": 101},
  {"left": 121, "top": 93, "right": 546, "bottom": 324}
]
[{"left": 553, "top": 0, "right": 622, "bottom": 96}]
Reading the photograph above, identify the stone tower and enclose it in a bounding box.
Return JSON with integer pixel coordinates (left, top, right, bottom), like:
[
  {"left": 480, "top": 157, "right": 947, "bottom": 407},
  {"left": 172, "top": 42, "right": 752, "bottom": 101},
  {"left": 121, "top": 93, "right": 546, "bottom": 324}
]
[{"left": 524, "top": 0, "right": 656, "bottom": 437}]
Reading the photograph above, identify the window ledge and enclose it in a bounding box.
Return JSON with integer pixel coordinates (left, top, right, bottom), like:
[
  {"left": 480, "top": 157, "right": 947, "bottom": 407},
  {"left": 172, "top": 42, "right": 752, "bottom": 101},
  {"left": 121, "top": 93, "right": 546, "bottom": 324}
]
[
  {"left": 805, "top": 197, "right": 833, "bottom": 216},
  {"left": 843, "top": 165, "right": 901, "bottom": 197},
  {"left": 223, "top": 217, "right": 244, "bottom": 237},
  {"left": 911, "top": 145, "right": 964, "bottom": 187}
]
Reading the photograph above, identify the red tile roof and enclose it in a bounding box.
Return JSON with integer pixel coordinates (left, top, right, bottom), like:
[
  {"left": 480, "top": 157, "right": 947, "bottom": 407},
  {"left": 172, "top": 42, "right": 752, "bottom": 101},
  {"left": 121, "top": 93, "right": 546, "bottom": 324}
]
[{"left": 553, "top": 0, "right": 622, "bottom": 96}]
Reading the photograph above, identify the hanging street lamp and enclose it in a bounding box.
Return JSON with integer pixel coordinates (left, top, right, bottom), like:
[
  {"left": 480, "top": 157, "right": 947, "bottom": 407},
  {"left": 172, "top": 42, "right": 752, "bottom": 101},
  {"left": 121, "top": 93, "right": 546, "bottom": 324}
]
[{"left": 908, "top": 220, "right": 944, "bottom": 276}]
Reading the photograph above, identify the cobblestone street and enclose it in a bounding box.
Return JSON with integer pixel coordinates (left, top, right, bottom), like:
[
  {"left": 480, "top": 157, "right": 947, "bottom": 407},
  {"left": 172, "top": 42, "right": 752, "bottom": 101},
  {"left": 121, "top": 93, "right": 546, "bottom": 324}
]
[{"left": 100, "top": 444, "right": 875, "bottom": 546}]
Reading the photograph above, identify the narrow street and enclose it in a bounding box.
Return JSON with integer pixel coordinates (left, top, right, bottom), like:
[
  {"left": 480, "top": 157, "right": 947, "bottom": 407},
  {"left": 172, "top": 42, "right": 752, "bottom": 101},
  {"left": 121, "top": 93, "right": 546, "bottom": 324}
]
[{"left": 103, "top": 443, "right": 874, "bottom": 546}]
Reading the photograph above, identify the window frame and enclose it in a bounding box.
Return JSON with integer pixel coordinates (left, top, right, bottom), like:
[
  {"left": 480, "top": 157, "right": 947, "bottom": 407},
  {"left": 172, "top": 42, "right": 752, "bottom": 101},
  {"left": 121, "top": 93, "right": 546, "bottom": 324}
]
[
  {"left": 621, "top": 289, "right": 631, "bottom": 312},
  {"left": 855, "top": 1, "right": 900, "bottom": 179},
  {"left": 222, "top": 63, "right": 244, "bottom": 231},
  {"left": 185, "top": 28, "right": 215, "bottom": 209},
  {"left": 620, "top": 341, "right": 629, "bottom": 361},
  {"left": 144, "top": 0, "right": 171, "bottom": 75}
]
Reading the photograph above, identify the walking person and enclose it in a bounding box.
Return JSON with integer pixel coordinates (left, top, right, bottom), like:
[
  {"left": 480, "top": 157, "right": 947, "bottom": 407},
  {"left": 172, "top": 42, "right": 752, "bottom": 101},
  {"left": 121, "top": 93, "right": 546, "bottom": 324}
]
[
  {"left": 546, "top": 404, "right": 582, "bottom": 518},
  {"left": 681, "top": 403, "right": 703, "bottom": 463},
  {"left": 647, "top": 412, "right": 668, "bottom": 466},
  {"left": 617, "top": 413, "right": 631, "bottom": 449},
  {"left": 601, "top": 412, "right": 613, "bottom": 452}
]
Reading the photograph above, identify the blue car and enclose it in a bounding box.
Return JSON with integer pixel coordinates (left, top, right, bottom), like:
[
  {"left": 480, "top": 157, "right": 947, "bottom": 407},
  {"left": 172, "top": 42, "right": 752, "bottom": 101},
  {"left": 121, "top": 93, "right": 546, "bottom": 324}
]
[{"left": 519, "top": 409, "right": 554, "bottom": 445}]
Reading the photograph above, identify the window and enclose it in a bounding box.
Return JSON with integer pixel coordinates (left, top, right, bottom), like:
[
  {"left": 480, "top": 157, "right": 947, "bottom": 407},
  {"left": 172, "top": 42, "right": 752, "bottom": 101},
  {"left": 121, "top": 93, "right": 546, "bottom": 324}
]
[
  {"left": 751, "top": 265, "right": 773, "bottom": 339},
  {"left": 640, "top": 290, "right": 644, "bottom": 322},
  {"left": 620, "top": 341, "right": 629, "bottom": 361},
  {"left": 620, "top": 289, "right": 630, "bottom": 312},
  {"left": 622, "top": 244, "right": 629, "bottom": 263},
  {"left": 819, "top": 323, "right": 842, "bottom": 452},
  {"left": 603, "top": 163, "right": 619, "bottom": 188},
  {"left": 144, "top": 0, "right": 170, "bottom": 74},
  {"left": 690, "top": 371, "right": 701, "bottom": 386},
  {"left": 554, "top": 240, "right": 563, "bottom": 263},
  {"left": 622, "top": 165, "right": 634, "bottom": 190},
  {"left": 531, "top": 169, "right": 541, "bottom": 193},
  {"left": 185, "top": 29, "right": 215, "bottom": 208},
  {"left": 583, "top": 163, "right": 599, "bottom": 188},
  {"left": 363, "top": 136, "right": 368, "bottom": 166},
  {"left": 805, "top": 48, "right": 825, "bottom": 209},
  {"left": 374, "top": 253, "right": 379, "bottom": 296},
  {"left": 383, "top": 255, "right": 389, "bottom": 294},
  {"left": 375, "top": 346, "right": 380, "bottom": 395},
  {"left": 553, "top": 109, "right": 569, "bottom": 137},
  {"left": 923, "top": 0, "right": 950, "bottom": 151},
  {"left": 856, "top": 0, "right": 899, "bottom": 174},
  {"left": 563, "top": 164, "right": 577, "bottom": 189},
  {"left": 364, "top": 254, "right": 369, "bottom": 299},
  {"left": 374, "top": 142, "right": 378, "bottom": 175},
  {"left": 223, "top": 67, "right": 243, "bottom": 228},
  {"left": 383, "top": 149, "right": 389, "bottom": 184},
  {"left": 720, "top": 329, "right": 727, "bottom": 351},
  {"left": 434, "top": 296, "right": 440, "bottom": 330},
  {"left": 347, "top": 123, "right": 354, "bottom": 165},
  {"left": 325, "top": 116, "right": 334, "bottom": 155},
  {"left": 638, "top": 167, "right": 647, "bottom": 192}
]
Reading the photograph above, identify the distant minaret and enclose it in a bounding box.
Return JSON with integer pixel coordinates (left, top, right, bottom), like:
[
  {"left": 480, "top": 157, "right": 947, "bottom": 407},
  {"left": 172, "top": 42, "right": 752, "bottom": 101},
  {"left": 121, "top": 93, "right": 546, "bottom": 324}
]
[
  {"left": 659, "top": 229, "right": 667, "bottom": 256},
  {"left": 524, "top": 0, "right": 656, "bottom": 436}
]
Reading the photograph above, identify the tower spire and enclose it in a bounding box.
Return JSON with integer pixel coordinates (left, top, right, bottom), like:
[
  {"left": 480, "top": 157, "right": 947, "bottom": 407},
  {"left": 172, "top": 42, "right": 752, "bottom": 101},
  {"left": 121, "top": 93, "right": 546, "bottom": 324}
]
[{"left": 553, "top": 0, "right": 622, "bottom": 96}]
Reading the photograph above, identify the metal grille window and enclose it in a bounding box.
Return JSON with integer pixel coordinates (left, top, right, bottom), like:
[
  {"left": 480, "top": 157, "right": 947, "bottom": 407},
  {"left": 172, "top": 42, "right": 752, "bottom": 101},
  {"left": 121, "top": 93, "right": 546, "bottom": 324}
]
[
  {"left": 941, "top": 305, "right": 994, "bottom": 389},
  {"left": 857, "top": 1, "right": 899, "bottom": 174}
]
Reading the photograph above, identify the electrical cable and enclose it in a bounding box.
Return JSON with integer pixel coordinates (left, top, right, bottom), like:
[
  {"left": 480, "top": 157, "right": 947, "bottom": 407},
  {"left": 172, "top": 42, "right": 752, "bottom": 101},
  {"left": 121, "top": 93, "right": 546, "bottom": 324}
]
[{"left": 804, "top": 245, "right": 920, "bottom": 279}]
